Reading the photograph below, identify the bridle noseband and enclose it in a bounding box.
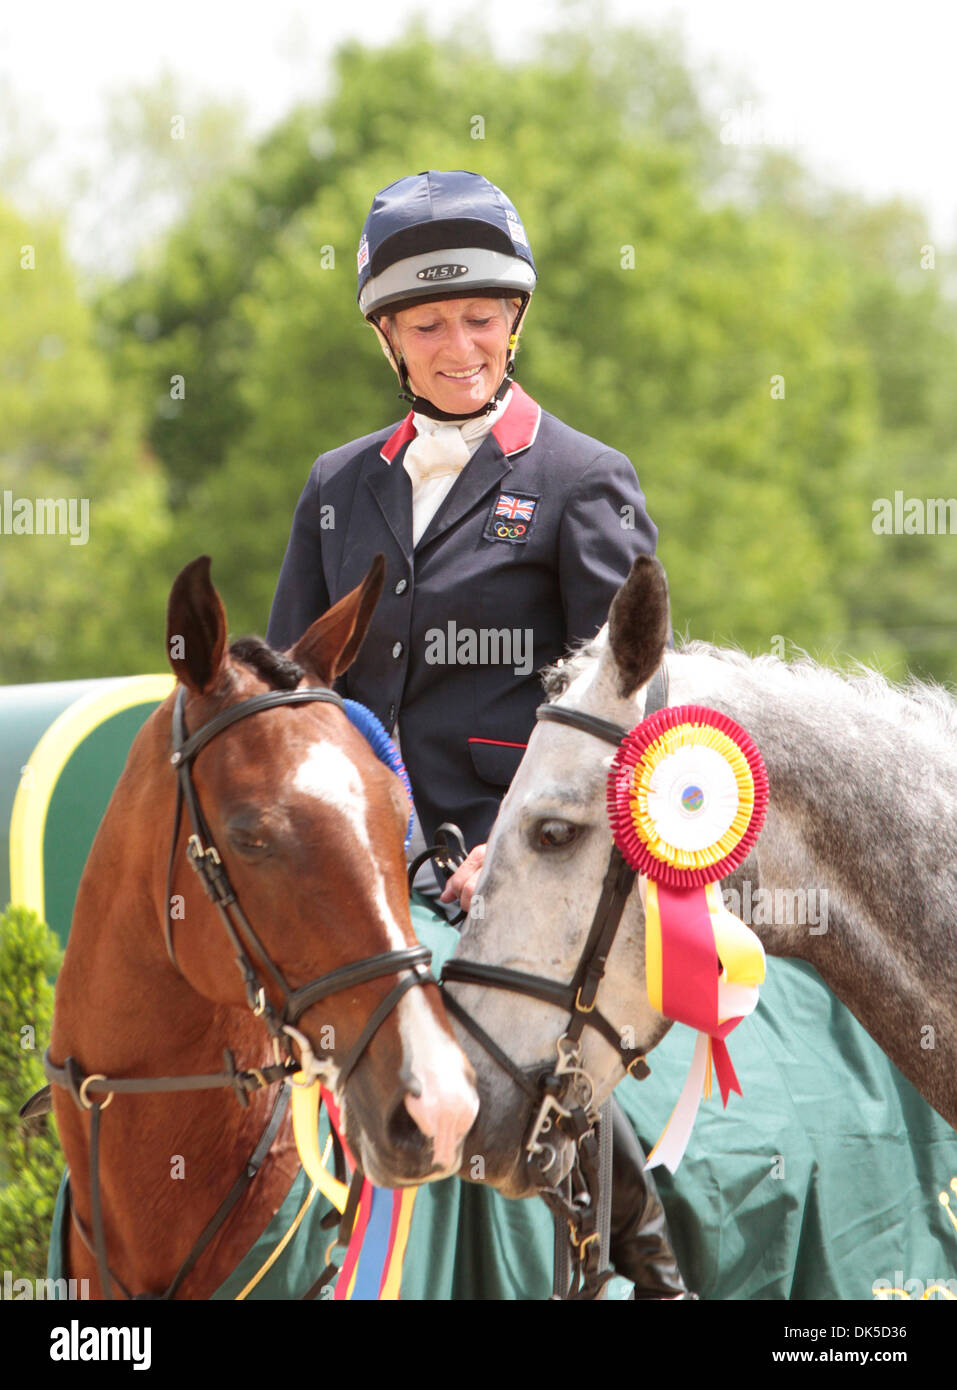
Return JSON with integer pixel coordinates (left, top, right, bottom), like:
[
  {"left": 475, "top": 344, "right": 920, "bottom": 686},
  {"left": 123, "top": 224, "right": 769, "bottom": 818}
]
[{"left": 440, "top": 666, "right": 670, "bottom": 1296}]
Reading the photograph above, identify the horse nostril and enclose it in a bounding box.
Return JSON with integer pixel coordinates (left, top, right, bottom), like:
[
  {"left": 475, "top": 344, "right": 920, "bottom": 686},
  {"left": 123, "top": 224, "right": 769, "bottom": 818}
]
[{"left": 387, "top": 1095, "right": 428, "bottom": 1157}]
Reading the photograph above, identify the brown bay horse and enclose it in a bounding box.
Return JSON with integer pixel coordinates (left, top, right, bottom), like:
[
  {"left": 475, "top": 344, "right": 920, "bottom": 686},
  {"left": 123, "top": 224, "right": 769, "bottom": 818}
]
[{"left": 47, "top": 554, "right": 477, "bottom": 1298}]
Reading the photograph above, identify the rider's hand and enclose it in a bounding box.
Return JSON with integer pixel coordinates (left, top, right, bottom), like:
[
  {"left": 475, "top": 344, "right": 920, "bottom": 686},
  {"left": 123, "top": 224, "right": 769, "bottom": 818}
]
[{"left": 440, "top": 843, "right": 486, "bottom": 914}]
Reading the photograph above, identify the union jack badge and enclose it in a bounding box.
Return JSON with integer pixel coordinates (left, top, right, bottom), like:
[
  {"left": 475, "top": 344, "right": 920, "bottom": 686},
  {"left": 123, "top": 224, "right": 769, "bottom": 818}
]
[{"left": 484, "top": 491, "right": 540, "bottom": 544}]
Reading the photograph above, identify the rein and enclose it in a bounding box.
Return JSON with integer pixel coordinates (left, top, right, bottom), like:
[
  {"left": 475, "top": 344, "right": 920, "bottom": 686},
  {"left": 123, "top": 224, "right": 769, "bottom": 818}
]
[
  {"left": 44, "top": 681, "right": 436, "bottom": 1300},
  {"left": 440, "top": 666, "right": 669, "bottom": 1298}
]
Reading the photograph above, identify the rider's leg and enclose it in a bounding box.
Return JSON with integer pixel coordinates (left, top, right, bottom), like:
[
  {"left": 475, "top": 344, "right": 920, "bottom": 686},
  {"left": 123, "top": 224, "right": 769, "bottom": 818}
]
[{"left": 608, "top": 1097, "right": 698, "bottom": 1299}]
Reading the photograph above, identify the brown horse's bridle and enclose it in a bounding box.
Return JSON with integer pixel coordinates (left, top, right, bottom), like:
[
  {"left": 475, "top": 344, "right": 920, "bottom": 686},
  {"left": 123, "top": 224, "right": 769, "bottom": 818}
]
[
  {"left": 164, "top": 684, "right": 433, "bottom": 1080},
  {"left": 43, "top": 682, "right": 435, "bottom": 1299}
]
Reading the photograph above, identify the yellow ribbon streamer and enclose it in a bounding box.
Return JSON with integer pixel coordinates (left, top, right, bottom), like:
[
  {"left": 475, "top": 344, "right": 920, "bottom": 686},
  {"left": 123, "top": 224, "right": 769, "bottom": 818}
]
[
  {"left": 707, "top": 882, "right": 766, "bottom": 997},
  {"left": 290, "top": 1074, "right": 350, "bottom": 1214}
]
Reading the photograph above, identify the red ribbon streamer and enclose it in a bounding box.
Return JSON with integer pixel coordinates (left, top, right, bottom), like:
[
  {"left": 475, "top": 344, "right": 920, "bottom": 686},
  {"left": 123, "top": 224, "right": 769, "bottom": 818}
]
[{"left": 655, "top": 882, "right": 746, "bottom": 1109}]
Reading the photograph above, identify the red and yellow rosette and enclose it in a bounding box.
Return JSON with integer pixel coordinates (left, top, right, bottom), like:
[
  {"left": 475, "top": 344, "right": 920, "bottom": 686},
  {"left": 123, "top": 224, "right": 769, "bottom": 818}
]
[{"left": 607, "top": 705, "right": 769, "bottom": 1170}]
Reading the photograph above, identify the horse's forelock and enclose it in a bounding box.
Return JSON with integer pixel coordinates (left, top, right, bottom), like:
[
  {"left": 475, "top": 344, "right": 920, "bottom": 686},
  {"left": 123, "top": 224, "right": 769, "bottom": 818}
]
[
  {"left": 541, "top": 635, "right": 604, "bottom": 702},
  {"left": 228, "top": 636, "right": 305, "bottom": 691}
]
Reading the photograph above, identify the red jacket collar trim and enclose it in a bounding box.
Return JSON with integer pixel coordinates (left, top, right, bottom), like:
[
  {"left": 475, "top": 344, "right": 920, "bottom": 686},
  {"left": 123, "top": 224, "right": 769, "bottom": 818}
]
[
  {"left": 492, "top": 383, "right": 541, "bottom": 457},
  {"left": 379, "top": 383, "right": 541, "bottom": 463},
  {"left": 380, "top": 414, "right": 416, "bottom": 463}
]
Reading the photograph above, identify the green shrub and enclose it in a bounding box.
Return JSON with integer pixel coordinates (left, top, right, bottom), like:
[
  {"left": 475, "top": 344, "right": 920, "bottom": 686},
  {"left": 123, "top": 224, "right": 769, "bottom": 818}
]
[{"left": 0, "top": 905, "right": 63, "bottom": 1277}]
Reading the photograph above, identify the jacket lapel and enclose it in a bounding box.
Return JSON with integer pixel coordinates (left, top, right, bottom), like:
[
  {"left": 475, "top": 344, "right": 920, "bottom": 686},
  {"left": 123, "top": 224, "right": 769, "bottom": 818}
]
[
  {"left": 414, "top": 384, "right": 541, "bottom": 553},
  {"left": 364, "top": 440, "right": 414, "bottom": 563}
]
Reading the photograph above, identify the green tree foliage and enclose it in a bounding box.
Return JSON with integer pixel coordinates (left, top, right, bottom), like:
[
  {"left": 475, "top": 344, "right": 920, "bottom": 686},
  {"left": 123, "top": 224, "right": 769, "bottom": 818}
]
[
  {"left": 9, "top": 16, "right": 957, "bottom": 683},
  {"left": 0, "top": 906, "right": 63, "bottom": 1278},
  {"left": 93, "top": 103, "right": 328, "bottom": 508},
  {"left": 0, "top": 203, "right": 175, "bottom": 682}
]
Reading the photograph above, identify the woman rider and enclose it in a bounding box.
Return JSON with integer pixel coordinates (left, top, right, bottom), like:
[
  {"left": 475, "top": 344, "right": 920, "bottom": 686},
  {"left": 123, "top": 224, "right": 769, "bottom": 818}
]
[{"left": 266, "top": 169, "right": 693, "bottom": 1298}]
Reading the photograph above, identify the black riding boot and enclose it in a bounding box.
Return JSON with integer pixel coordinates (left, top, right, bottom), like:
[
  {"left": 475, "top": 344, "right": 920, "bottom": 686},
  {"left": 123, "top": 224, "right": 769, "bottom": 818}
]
[{"left": 608, "top": 1098, "right": 697, "bottom": 1299}]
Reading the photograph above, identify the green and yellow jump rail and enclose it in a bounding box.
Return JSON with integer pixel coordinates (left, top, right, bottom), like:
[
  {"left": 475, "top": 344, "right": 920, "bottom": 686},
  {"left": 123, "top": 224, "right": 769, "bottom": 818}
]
[{"left": 2, "top": 675, "right": 174, "bottom": 946}]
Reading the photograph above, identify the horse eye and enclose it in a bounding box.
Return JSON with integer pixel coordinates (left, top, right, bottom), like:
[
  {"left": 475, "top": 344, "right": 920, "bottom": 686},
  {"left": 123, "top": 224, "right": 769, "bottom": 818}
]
[
  {"left": 538, "top": 819, "right": 578, "bottom": 849},
  {"left": 227, "top": 826, "right": 271, "bottom": 858}
]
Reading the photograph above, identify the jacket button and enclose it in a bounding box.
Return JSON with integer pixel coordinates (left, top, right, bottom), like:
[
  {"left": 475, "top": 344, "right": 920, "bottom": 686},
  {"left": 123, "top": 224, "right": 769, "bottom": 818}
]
[
  {"left": 394, "top": 579, "right": 407, "bottom": 595},
  {"left": 392, "top": 641, "right": 403, "bottom": 659}
]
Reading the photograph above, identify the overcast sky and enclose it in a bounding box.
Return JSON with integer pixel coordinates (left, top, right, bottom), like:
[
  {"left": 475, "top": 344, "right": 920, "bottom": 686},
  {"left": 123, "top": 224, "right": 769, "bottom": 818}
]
[{"left": 3, "top": 0, "right": 956, "bottom": 268}]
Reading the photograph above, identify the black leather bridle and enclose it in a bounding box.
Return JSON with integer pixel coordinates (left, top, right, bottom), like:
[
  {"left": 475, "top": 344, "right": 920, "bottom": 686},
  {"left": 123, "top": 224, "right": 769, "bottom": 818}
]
[
  {"left": 43, "top": 681, "right": 435, "bottom": 1299},
  {"left": 164, "top": 683, "right": 433, "bottom": 1082},
  {"left": 440, "top": 666, "right": 669, "bottom": 1297}
]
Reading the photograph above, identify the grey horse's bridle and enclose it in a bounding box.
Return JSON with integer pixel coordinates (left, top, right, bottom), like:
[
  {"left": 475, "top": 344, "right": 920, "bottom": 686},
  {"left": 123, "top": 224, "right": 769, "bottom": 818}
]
[{"left": 440, "top": 667, "right": 669, "bottom": 1296}]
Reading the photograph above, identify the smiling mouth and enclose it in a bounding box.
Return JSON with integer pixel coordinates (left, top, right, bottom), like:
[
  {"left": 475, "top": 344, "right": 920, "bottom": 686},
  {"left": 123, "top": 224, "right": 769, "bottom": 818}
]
[{"left": 440, "top": 366, "right": 485, "bottom": 379}]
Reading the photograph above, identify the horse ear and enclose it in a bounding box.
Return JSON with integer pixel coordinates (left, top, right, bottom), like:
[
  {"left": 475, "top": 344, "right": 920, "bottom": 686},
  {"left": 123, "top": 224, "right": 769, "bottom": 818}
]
[
  {"left": 166, "top": 555, "right": 229, "bottom": 695},
  {"left": 290, "top": 554, "right": 386, "bottom": 686},
  {"left": 606, "top": 555, "right": 671, "bottom": 699}
]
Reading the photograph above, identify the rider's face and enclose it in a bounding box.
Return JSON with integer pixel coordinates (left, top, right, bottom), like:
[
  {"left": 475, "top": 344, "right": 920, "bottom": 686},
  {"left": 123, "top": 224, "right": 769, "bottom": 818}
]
[{"left": 383, "top": 297, "right": 517, "bottom": 414}]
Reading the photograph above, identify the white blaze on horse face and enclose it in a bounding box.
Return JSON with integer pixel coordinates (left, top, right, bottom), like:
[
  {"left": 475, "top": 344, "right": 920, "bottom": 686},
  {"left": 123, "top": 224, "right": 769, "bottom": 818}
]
[
  {"left": 293, "top": 739, "right": 407, "bottom": 946},
  {"left": 293, "top": 738, "right": 477, "bottom": 1169}
]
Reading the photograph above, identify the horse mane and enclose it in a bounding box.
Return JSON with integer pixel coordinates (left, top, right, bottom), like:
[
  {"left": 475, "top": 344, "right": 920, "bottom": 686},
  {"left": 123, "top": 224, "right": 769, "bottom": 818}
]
[
  {"left": 541, "top": 635, "right": 604, "bottom": 701},
  {"left": 229, "top": 636, "right": 305, "bottom": 690},
  {"left": 542, "top": 634, "right": 957, "bottom": 741}
]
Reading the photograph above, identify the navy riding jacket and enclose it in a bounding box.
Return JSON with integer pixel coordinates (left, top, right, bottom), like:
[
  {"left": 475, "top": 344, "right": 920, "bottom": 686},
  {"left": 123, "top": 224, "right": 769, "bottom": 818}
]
[{"left": 266, "top": 385, "right": 657, "bottom": 850}]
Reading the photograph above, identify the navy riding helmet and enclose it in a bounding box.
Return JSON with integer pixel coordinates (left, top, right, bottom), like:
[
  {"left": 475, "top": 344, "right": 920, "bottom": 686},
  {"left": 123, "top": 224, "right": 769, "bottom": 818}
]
[{"left": 357, "top": 170, "right": 537, "bottom": 421}]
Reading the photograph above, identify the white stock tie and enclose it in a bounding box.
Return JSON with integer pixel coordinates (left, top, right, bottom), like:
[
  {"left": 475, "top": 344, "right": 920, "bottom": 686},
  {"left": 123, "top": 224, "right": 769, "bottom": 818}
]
[{"left": 402, "top": 390, "right": 512, "bottom": 546}]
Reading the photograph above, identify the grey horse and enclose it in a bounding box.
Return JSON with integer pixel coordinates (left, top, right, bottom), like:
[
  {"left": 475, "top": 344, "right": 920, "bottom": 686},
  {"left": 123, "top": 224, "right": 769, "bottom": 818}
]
[{"left": 446, "top": 555, "right": 957, "bottom": 1196}]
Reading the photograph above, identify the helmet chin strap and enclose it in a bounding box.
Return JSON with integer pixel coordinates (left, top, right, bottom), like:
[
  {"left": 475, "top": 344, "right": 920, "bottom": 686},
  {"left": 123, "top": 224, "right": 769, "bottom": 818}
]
[
  {"left": 382, "top": 298, "right": 530, "bottom": 423},
  {"left": 397, "top": 365, "right": 514, "bottom": 422}
]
